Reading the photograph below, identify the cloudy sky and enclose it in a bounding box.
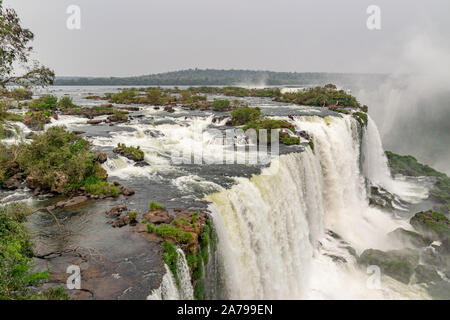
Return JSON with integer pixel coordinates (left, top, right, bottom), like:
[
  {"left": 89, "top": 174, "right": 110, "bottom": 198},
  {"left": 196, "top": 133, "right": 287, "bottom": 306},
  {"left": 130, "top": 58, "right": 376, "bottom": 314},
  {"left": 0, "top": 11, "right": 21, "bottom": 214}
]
[{"left": 4, "top": 0, "right": 450, "bottom": 76}]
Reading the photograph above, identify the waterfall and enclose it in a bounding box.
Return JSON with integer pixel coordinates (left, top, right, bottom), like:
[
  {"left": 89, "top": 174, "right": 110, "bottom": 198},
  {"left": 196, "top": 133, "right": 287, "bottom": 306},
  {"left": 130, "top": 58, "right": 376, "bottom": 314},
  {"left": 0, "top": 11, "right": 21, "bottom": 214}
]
[
  {"left": 176, "top": 248, "right": 194, "bottom": 300},
  {"left": 362, "top": 116, "right": 430, "bottom": 203},
  {"left": 147, "top": 264, "right": 180, "bottom": 300},
  {"left": 147, "top": 249, "right": 194, "bottom": 300},
  {"left": 206, "top": 115, "right": 429, "bottom": 299}
]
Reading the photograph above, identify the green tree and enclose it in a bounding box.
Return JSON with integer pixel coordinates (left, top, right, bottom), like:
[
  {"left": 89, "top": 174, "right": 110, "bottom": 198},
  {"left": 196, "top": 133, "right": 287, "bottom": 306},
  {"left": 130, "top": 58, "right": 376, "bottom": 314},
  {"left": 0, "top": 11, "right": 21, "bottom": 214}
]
[{"left": 0, "top": 2, "right": 54, "bottom": 88}]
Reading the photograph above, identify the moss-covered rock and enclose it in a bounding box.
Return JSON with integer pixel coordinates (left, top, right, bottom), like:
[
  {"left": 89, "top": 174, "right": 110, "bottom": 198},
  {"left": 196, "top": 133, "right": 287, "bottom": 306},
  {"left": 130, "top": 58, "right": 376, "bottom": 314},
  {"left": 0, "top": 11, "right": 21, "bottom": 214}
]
[
  {"left": 388, "top": 228, "right": 432, "bottom": 248},
  {"left": 359, "top": 248, "right": 419, "bottom": 284},
  {"left": 414, "top": 264, "right": 441, "bottom": 284},
  {"left": 410, "top": 211, "right": 450, "bottom": 242}
]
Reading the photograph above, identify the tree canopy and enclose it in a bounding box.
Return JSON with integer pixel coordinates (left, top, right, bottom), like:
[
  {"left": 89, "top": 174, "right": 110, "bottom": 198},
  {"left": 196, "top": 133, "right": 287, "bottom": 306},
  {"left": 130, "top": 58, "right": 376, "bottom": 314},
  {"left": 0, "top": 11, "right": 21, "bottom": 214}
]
[{"left": 0, "top": 1, "right": 54, "bottom": 88}]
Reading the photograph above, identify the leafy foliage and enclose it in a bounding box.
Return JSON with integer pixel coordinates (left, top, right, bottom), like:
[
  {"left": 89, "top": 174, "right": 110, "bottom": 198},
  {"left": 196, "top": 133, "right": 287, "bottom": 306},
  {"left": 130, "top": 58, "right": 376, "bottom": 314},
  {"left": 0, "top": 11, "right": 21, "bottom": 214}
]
[
  {"left": 0, "top": 203, "right": 49, "bottom": 300},
  {"left": 0, "top": 4, "right": 54, "bottom": 88}
]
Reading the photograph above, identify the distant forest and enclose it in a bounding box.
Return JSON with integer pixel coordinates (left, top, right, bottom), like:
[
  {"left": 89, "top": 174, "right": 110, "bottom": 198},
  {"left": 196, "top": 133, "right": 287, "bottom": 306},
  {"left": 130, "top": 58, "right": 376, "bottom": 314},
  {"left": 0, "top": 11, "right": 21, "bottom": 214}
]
[{"left": 54, "top": 69, "right": 388, "bottom": 86}]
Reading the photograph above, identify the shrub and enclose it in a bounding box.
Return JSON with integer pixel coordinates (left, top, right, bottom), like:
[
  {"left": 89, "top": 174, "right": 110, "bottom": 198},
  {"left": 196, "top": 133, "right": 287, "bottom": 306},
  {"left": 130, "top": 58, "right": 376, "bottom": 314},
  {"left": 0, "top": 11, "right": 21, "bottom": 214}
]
[
  {"left": 57, "top": 96, "right": 75, "bottom": 109},
  {"left": 231, "top": 106, "right": 262, "bottom": 125},
  {"left": 162, "top": 241, "right": 179, "bottom": 286},
  {"left": 39, "top": 286, "right": 69, "bottom": 300},
  {"left": 9, "top": 88, "right": 33, "bottom": 100},
  {"left": 212, "top": 99, "right": 230, "bottom": 111},
  {"left": 146, "top": 223, "right": 156, "bottom": 233},
  {"left": 190, "top": 212, "right": 199, "bottom": 223},
  {"left": 0, "top": 203, "right": 49, "bottom": 300},
  {"left": 29, "top": 94, "right": 57, "bottom": 111},
  {"left": 128, "top": 211, "right": 138, "bottom": 221},
  {"left": 149, "top": 201, "right": 165, "bottom": 211}
]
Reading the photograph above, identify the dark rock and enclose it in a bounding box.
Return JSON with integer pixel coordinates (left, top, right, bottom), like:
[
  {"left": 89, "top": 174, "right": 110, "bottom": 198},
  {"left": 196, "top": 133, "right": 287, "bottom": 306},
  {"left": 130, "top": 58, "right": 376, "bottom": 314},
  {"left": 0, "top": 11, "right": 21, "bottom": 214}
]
[
  {"left": 111, "top": 215, "right": 131, "bottom": 228},
  {"left": 143, "top": 210, "right": 173, "bottom": 225},
  {"left": 72, "top": 130, "right": 86, "bottom": 135},
  {"left": 414, "top": 264, "right": 441, "bottom": 284},
  {"left": 55, "top": 196, "right": 89, "bottom": 208},
  {"left": 87, "top": 119, "right": 103, "bottom": 125},
  {"left": 106, "top": 204, "right": 127, "bottom": 218},
  {"left": 50, "top": 172, "right": 68, "bottom": 194},
  {"left": 96, "top": 152, "right": 108, "bottom": 164},
  {"left": 26, "top": 175, "right": 42, "bottom": 190},
  {"left": 164, "top": 106, "right": 175, "bottom": 113},
  {"left": 121, "top": 188, "right": 135, "bottom": 196}
]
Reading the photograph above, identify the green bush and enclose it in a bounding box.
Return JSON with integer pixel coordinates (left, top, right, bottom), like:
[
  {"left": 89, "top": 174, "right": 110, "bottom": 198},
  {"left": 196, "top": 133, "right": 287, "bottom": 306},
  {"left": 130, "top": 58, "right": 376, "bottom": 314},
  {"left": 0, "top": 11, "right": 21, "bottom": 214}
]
[
  {"left": 231, "top": 106, "right": 262, "bottom": 125},
  {"left": 29, "top": 94, "right": 57, "bottom": 111},
  {"left": 8, "top": 88, "right": 33, "bottom": 100},
  {"left": 149, "top": 201, "right": 165, "bottom": 211},
  {"left": 162, "top": 241, "right": 179, "bottom": 286},
  {"left": 57, "top": 96, "right": 75, "bottom": 109},
  {"left": 212, "top": 99, "right": 230, "bottom": 111},
  {"left": 0, "top": 203, "right": 49, "bottom": 300}
]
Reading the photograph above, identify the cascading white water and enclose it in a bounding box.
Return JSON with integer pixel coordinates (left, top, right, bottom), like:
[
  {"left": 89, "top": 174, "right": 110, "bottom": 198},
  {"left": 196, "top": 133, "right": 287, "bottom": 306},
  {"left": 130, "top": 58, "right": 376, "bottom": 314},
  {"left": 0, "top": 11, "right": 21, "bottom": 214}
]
[
  {"left": 176, "top": 248, "right": 194, "bottom": 300},
  {"left": 147, "top": 264, "right": 180, "bottom": 300},
  {"left": 147, "top": 249, "right": 194, "bottom": 300},
  {"left": 206, "top": 115, "right": 429, "bottom": 299},
  {"left": 362, "top": 116, "right": 429, "bottom": 203}
]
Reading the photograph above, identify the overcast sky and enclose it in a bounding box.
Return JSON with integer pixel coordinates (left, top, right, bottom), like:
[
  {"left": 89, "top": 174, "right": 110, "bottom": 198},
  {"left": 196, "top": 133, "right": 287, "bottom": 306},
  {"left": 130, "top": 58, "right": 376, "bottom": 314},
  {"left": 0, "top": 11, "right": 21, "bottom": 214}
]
[{"left": 4, "top": 0, "right": 450, "bottom": 77}]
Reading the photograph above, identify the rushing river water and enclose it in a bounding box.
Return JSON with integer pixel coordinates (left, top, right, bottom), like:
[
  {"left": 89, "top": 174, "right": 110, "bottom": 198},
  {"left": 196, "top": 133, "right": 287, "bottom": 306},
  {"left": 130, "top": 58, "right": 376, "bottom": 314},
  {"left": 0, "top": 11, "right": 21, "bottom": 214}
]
[{"left": 0, "top": 86, "right": 439, "bottom": 299}]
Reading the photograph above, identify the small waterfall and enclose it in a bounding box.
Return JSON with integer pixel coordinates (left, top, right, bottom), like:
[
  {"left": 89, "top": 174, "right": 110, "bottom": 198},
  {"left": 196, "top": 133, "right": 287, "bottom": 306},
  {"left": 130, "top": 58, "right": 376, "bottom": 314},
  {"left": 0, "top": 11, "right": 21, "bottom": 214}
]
[
  {"left": 206, "top": 115, "right": 429, "bottom": 299},
  {"left": 147, "top": 264, "right": 180, "bottom": 300},
  {"left": 176, "top": 248, "right": 194, "bottom": 300},
  {"left": 362, "top": 116, "right": 429, "bottom": 203},
  {"left": 147, "top": 249, "right": 194, "bottom": 300}
]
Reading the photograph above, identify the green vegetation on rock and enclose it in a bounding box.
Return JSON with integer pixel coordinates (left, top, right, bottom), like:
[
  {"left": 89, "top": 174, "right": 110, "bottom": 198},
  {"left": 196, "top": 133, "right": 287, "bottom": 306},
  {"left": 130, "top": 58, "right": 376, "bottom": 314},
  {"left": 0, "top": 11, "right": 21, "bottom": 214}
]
[
  {"left": 277, "top": 84, "right": 361, "bottom": 108},
  {"left": 386, "top": 151, "right": 450, "bottom": 213},
  {"left": 149, "top": 201, "right": 165, "bottom": 211},
  {"left": 0, "top": 203, "right": 50, "bottom": 300},
  {"left": 359, "top": 249, "right": 419, "bottom": 284}
]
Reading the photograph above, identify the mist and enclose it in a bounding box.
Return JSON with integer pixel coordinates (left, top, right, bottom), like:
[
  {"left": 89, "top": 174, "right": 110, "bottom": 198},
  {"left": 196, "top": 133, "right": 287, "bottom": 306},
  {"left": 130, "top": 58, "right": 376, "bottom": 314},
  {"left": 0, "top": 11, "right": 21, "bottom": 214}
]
[{"left": 354, "top": 31, "right": 450, "bottom": 175}]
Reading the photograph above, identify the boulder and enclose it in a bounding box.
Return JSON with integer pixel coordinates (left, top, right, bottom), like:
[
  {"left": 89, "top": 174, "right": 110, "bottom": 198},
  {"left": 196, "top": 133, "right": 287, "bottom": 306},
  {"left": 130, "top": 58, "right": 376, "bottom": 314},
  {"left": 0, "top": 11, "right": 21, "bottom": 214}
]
[
  {"left": 55, "top": 196, "right": 89, "bottom": 208},
  {"left": 164, "top": 106, "right": 175, "bottom": 113},
  {"left": 143, "top": 210, "right": 173, "bottom": 225},
  {"left": 388, "top": 228, "right": 432, "bottom": 248},
  {"left": 96, "top": 152, "right": 108, "bottom": 164},
  {"left": 110, "top": 215, "right": 131, "bottom": 228},
  {"left": 26, "top": 175, "right": 42, "bottom": 190},
  {"left": 106, "top": 204, "right": 127, "bottom": 218},
  {"left": 87, "top": 119, "right": 103, "bottom": 125},
  {"left": 5, "top": 172, "right": 24, "bottom": 190},
  {"left": 414, "top": 264, "right": 441, "bottom": 284},
  {"left": 121, "top": 188, "right": 135, "bottom": 196},
  {"left": 50, "top": 172, "right": 68, "bottom": 194},
  {"left": 410, "top": 211, "right": 450, "bottom": 241},
  {"left": 359, "top": 248, "right": 419, "bottom": 284}
]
